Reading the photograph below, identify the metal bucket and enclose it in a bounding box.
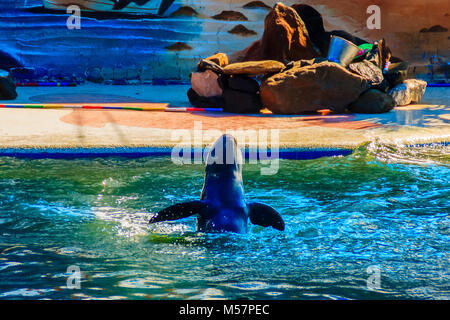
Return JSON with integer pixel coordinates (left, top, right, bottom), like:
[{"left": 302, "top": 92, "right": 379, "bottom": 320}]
[{"left": 327, "top": 36, "right": 360, "bottom": 67}]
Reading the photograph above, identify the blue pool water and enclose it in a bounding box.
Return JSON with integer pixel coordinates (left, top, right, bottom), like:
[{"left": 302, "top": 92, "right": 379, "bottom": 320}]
[{"left": 0, "top": 144, "right": 448, "bottom": 299}]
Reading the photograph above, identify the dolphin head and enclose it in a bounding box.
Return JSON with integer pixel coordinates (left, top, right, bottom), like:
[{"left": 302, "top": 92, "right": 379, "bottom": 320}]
[
  {"left": 201, "top": 134, "right": 245, "bottom": 212},
  {"left": 205, "top": 134, "right": 243, "bottom": 178}
]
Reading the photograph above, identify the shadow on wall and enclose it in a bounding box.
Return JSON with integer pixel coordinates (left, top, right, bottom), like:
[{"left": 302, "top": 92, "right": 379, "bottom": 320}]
[{"left": 1, "top": 0, "right": 448, "bottom": 82}]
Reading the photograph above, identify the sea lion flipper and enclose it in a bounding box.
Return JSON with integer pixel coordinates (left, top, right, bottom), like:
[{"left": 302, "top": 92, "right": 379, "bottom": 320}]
[
  {"left": 150, "top": 201, "right": 207, "bottom": 224},
  {"left": 248, "top": 203, "right": 285, "bottom": 231}
]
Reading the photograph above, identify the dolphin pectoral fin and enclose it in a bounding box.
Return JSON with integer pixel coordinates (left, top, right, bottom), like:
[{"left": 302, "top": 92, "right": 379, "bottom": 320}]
[
  {"left": 149, "top": 201, "right": 207, "bottom": 224},
  {"left": 248, "top": 203, "right": 285, "bottom": 231}
]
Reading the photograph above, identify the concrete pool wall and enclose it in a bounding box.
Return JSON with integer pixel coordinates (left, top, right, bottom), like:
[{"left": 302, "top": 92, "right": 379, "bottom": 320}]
[{"left": 0, "top": 85, "right": 448, "bottom": 156}]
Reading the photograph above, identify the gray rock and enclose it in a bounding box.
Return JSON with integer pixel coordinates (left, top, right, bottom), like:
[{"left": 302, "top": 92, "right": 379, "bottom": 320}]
[
  {"left": 191, "top": 70, "right": 222, "bottom": 98},
  {"left": 197, "top": 59, "right": 224, "bottom": 74},
  {"left": 0, "top": 69, "right": 18, "bottom": 100},
  {"left": 222, "top": 88, "right": 262, "bottom": 114},
  {"left": 214, "top": 74, "right": 262, "bottom": 113},
  {"left": 388, "top": 79, "right": 427, "bottom": 106},
  {"left": 284, "top": 58, "right": 324, "bottom": 71},
  {"left": 218, "top": 74, "right": 260, "bottom": 94},
  {"left": 384, "top": 61, "right": 409, "bottom": 88},
  {"left": 187, "top": 88, "right": 224, "bottom": 108},
  {"left": 349, "top": 89, "right": 395, "bottom": 114},
  {"left": 260, "top": 61, "right": 369, "bottom": 114},
  {"left": 348, "top": 60, "right": 384, "bottom": 87}
]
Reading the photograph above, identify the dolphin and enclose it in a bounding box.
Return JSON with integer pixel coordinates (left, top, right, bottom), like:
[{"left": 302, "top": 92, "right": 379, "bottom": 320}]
[{"left": 149, "top": 134, "right": 285, "bottom": 233}]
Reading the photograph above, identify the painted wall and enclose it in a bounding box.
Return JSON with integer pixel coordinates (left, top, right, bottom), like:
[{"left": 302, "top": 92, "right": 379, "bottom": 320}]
[{"left": 1, "top": 0, "right": 448, "bottom": 82}]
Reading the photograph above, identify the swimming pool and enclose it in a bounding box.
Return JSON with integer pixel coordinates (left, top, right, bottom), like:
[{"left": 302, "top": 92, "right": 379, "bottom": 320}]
[{"left": 0, "top": 143, "right": 448, "bottom": 300}]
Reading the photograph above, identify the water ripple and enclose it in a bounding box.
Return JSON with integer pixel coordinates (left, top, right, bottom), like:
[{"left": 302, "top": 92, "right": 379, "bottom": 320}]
[{"left": 0, "top": 144, "right": 449, "bottom": 299}]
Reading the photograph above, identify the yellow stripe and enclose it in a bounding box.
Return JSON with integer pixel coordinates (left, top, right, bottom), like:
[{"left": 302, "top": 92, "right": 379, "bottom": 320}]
[
  {"left": 42, "top": 105, "right": 64, "bottom": 109},
  {"left": 140, "top": 106, "right": 167, "bottom": 111}
]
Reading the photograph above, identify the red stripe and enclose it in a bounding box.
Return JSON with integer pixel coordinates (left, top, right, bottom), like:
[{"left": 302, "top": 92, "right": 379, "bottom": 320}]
[
  {"left": 16, "top": 83, "right": 39, "bottom": 86},
  {"left": 186, "top": 108, "right": 205, "bottom": 112},
  {"left": 0, "top": 105, "right": 5, "bottom": 108},
  {"left": 82, "top": 106, "right": 103, "bottom": 109}
]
